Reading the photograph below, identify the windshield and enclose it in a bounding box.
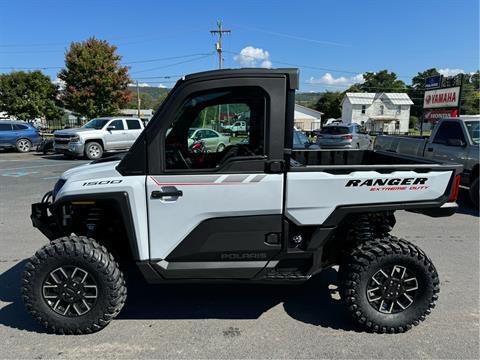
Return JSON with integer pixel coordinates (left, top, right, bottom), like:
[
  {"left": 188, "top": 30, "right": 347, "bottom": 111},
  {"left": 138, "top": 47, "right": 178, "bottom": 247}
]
[
  {"left": 188, "top": 129, "right": 196, "bottom": 138},
  {"left": 82, "top": 119, "right": 109, "bottom": 129},
  {"left": 320, "top": 126, "right": 350, "bottom": 135},
  {"left": 296, "top": 131, "right": 309, "bottom": 144},
  {"left": 465, "top": 121, "right": 480, "bottom": 144}
]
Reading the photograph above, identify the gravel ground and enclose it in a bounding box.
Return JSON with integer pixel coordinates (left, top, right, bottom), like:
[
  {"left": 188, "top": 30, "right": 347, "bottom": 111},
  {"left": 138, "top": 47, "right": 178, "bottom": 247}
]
[{"left": 0, "top": 152, "right": 478, "bottom": 359}]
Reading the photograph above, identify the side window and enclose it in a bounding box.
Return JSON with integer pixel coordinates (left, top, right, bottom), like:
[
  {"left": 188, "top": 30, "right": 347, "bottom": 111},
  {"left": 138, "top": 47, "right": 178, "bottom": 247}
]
[
  {"left": 109, "top": 119, "right": 124, "bottom": 131},
  {"left": 126, "top": 119, "right": 141, "bottom": 130},
  {"left": 13, "top": 124, "right": 28, "bottom": 130},
  {"left": 164, "top": 87, "right": 266, "bottom": 170},
  {"left": 361, "top": 105, "right": 366, "bottom": 114},
  {"left": 0, "top": 124, "right": 12, "bottom": 131},
  {"left": 205, "top": 130, "right": 218, "bottom": 138},
  {"left": 433, "top": 122, "right": 465, "bottom": 145}
]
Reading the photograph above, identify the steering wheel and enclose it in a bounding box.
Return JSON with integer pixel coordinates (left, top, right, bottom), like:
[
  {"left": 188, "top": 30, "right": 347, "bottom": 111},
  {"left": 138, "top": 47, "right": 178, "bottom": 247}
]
[
  {"left": 217, "top": 144, "right": 256, "bottom": 168},
  {"left": 165, "top": 146, "right": 191, "bottom": 169}
]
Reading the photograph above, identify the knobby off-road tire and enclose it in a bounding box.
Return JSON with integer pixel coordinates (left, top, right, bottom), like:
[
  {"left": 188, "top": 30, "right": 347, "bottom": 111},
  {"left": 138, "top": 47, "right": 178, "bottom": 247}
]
[
  {"left": 22, "top": 236, "right": 126, "bottom": 334},
  {"left": 339, "top": 236, "right": 439, "bottom": 333}
]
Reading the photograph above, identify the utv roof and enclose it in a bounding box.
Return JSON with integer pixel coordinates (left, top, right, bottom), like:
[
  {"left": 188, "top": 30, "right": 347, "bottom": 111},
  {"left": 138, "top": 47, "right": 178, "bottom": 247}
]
[{"left": 181, "top": 68, "right": 299, "bottom": 90}]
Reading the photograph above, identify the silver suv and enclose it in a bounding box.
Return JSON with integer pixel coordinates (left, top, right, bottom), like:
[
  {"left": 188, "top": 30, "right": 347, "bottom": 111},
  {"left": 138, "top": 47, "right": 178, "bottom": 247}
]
[
  {"left": 316, "top": 124, "right": 372, "bottom": 149},
  {"left": 54, "top": 117, "right": 144, "bottom": 160}
]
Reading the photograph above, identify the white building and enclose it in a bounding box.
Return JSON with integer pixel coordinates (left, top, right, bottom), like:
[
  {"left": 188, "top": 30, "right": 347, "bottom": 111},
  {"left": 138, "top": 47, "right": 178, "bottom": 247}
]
[
  {"left": 341, "top": 93, "right": 413, "bottom": 134},
  {"left": 294, "top": 104, "right": 323, "bottom": 131}
]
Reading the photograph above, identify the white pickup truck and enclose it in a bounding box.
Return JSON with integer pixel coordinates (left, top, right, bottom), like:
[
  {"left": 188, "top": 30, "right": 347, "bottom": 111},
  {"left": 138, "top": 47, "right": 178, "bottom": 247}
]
[
  {"left": 222, "top": 120, "right": 248, "bottom": 136},
  {"left": 26, "top": 69, "right": 461, "bottom": 335},
  {"left": 54, "top": 117, "right": 144, "bottom": 160}
]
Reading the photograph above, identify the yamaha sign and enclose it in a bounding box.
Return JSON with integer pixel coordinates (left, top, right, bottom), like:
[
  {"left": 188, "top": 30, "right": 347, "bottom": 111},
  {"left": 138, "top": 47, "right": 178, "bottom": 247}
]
[{"left": 423, "top": 87, "right": 460, "bottom": 109}]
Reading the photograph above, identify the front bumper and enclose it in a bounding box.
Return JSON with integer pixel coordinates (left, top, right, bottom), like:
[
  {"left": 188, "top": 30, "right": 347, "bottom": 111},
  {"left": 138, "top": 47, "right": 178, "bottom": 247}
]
[
  {"left": 31, "top": 195, "right": 61, "bottom": 240},
  {"left": 54, "top": 142, "right": 84, "bottom": 155}
]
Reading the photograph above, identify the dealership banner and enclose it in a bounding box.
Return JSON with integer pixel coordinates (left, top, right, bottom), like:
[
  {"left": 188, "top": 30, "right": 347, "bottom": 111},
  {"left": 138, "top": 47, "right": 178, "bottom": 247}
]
[
  {"left": 424, "top": 109, "right": 458, "bottom": 121},
  {"left": 423, "top": 87, "right": 460, "bottom": 109}
]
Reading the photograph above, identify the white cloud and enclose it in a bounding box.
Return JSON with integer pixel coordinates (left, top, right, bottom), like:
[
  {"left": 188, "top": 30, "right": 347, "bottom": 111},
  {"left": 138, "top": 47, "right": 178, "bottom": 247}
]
[
  {"left": 157, "top": 84, "right": 166, "bottom": 88},
  {"left": 306, "top": 72, "right": 364, "bottom": 87},
  {"left": 438, "top": 68, "right": 465, "bottom": 77},
  {"left": 234, "top": 46, "right": 272, "bottom": 68}
]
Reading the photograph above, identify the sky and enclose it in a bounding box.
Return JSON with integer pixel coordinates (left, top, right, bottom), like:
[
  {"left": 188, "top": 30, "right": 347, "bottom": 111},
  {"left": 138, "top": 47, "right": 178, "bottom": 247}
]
[{"left": 0, "top": 0, "right": 478, "bottom": 92}]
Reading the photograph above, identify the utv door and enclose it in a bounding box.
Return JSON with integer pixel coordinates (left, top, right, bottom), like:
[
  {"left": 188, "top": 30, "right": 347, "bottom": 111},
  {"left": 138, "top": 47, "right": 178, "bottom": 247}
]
[{"left": 145, "top": 77, "right": 287, "bottom": 279}]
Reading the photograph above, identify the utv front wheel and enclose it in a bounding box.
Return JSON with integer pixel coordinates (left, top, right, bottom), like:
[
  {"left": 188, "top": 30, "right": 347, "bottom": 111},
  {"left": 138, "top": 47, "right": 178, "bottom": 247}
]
[
  {"left": 340, "top": 236, "right": 439, "bottom": 333},
  {"left": 22, "top": 236, "right": 126, "bottom": 334}
]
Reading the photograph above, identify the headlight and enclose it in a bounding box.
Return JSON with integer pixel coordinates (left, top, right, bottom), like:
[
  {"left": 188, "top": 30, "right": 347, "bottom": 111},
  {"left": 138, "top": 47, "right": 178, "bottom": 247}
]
[
  {"left": 52, "top": 178, "right": 66, "bottom": 199},
  {"left": 69, "top": 135, "right": 81, "bottom": 143}
]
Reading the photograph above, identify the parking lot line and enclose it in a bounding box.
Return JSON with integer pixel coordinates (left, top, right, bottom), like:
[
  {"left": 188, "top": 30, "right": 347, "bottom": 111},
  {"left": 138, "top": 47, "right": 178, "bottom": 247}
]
[{"left": 0, "top": 161, "right": 87, "bottom": 172}]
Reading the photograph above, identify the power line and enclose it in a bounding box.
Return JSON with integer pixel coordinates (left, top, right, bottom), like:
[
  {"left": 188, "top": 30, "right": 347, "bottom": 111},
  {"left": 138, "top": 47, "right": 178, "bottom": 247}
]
[
  {"left": 224, "top": 49, "right": 415, "bottom": 79},
  {"left": 0, "top": 52, "right": 214, "bottom": 72},
  {"left": 130, "top": 53, "right": 214, "bottom": 74},
  {"left": 232, "top": 23, "right": 349, "bottom": 47},
  {"left": 123, "top": 53, "right": 212, "bottom": 65}
]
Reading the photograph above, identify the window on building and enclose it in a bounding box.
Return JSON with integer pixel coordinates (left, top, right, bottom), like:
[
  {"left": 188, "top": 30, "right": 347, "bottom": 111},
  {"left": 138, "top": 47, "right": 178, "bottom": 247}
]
[
  {"left": 361, "top": 105, "right": 366, "bottom": 114},
  {"left": 379, "top": 105, "right": 384, "bottom": 115},
  {"left": 164, "top": 87, "right": 266, "bottom": 170},
  {"left": 396, "top": 105, "right": 401, "bottom": 114}
]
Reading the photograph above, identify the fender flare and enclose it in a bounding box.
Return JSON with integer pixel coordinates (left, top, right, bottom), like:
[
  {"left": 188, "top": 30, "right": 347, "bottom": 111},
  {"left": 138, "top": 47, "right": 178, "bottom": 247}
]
[{"left": 52, "top": 191, "right": 140, "bottom": 260}]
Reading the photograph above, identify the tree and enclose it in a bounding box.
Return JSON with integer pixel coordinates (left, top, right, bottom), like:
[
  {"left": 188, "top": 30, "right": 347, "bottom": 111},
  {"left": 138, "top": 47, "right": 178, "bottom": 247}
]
[
  {"left": 153, "top": 92, "right": 168, "bottom": 111},
  {"left": 125, "top": 92, "right": 155, "bottom": 109},
  {"left": 58, "top": 37, "right": 131, "bottom": 119},
  {"left": 347, "top": 70, "right": 406, "bottom": 93},
  {"left": 408, "top": 68, "right": 440, "bottom": 118},
  {"left": 461, "top": 80, "right": 480, "bottom": 115},
  {"left": 0, "top": 71, "right": 63, "bottom": 120},
  {"left": 314, "top": 91, "right": 343, "bottom": 121}
]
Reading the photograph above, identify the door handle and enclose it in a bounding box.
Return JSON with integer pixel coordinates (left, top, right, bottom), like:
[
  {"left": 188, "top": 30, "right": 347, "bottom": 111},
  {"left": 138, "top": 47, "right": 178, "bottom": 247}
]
[{"left": 151, "top": 188, "right": 183, "bottom": 199}]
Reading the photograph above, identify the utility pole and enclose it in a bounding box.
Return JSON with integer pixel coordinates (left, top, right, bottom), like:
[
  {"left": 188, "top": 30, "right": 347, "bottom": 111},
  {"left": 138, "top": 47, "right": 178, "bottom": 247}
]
[
  {"left": 136, "top": 81, "right": 141, "bottom": 118},
  {"left": 210, "top": 20, "right": 231, "bottom": 69}
]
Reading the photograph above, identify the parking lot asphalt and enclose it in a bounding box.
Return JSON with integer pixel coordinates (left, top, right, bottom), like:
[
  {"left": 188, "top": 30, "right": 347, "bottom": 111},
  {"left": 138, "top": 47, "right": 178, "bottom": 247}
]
[{"left": 0, "top": 151, "right": 478, "bottom": 359}]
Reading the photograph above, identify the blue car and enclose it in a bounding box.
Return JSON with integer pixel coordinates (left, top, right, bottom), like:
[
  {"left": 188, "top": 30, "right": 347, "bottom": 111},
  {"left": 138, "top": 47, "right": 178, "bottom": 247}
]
[{"left": 0, "top": 121, "right": 43, "bottom": 152}]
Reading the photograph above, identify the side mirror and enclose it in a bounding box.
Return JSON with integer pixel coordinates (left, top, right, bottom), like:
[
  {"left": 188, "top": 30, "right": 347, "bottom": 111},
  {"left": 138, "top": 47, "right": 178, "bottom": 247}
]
[
  {"left": 447, "top": 138, "right": 464, "bottom": 147},
  {"left": 107, "top": 125, "right": 116, "bottom": 131}
]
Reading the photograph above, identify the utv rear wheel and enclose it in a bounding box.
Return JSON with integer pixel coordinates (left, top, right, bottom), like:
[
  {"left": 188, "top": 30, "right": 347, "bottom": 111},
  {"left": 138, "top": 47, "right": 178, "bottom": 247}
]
[
  {"left": 85, "top": 142, "right": 103, "bottom": 160},
  {"left": 339, "top": 236, "right": 439, "bottom": 333},
  {"left": 22, "top": 236, "right": 126, "bottom": 334}
]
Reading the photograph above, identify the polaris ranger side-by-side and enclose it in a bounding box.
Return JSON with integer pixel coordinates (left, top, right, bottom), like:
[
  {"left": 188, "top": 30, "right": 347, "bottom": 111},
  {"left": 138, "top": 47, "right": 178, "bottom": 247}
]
[{"left": 24, "top": 69, "right": 462, "bottom": 334}]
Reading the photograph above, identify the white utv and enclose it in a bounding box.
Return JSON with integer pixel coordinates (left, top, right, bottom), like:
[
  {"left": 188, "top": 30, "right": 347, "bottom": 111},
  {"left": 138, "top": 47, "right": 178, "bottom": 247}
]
[{"left": 25, "top": 69, "right": 462, "bottom": 334}]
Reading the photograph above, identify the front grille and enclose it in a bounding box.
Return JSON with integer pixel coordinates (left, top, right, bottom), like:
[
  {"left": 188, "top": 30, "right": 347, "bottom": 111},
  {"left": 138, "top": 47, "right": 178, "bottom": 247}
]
[{"left": 54, "top": 135, "right": 73, "bottom": 144}]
